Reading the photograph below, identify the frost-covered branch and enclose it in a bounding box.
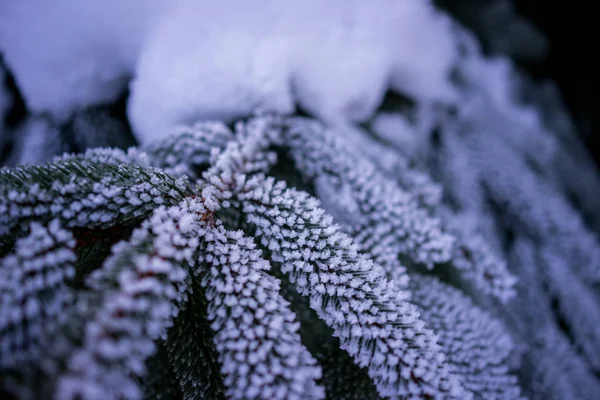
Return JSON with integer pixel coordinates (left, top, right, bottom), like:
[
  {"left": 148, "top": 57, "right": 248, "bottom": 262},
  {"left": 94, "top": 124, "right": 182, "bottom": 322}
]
[
  {"left": 505, "top": 236, "right": 600, "bottom": 400},
  {"left": 56, "top": 198, "right": 204, "bottom": 399},
  {"left": 0, "top": 220, "right": 76, "bottom": 370},
  {"left": 144, "top": 121, "right": 233, "bottom": 179},
  {"left": 282, "top": 118, "right": 516, "bottom": 300},
  {"left": 282, "top": 118, "right": 453, "bottom": 271},
  {"left": 443, "top": 212, "right": 516, "bottom": 302},
  {"left": 166, "top": 279, "right": 227, "bottom": 400},
  {"left": 447, "top": 74, "right": 600, "bottom": 285},
  {"left": 0, "top": 156, "right": 191, "bottom": 238},
  {"left": 537, "top": 248, "right": 600, "bottom": 370},
  {"left": 237, "top": 175, "right": 467, "bottom": 398},
  {"left": 410, "top": 275, "right": 521, "bottom": 399},
  {"left": 200, "top": 225, "right": 323, "bottom": 400}
]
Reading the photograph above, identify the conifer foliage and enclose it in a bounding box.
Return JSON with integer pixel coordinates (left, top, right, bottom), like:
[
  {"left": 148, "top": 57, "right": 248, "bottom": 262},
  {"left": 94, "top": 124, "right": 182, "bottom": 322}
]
[
  {"left": 0, "top": 115, "right": 528, "bottom": 399},
  {"left": 2, "top": 2, "right": 600, "bottom": 399}
]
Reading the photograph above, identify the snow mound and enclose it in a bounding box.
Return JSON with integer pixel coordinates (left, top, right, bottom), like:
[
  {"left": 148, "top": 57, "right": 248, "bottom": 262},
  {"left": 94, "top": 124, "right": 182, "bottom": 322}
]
[
  {"left": 0, "top": 0, "right": 168, "bottom": 121},
  {"left": 0, "top": 0, "right": 458, "bottom": 143},
  {"left": 129, "top": 0, "right": 458, "bottom": 143}
]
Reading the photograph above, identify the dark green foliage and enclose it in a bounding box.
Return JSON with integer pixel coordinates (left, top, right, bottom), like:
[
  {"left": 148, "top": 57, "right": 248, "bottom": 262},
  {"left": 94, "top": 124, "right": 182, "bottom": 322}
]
[{"left": 167, "top": 279, "right": 227, "bottom": 400}]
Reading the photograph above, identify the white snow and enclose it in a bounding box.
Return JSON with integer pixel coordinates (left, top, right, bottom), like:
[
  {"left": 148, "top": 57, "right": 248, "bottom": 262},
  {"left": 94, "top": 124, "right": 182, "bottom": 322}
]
[
  {"left": 370, "top": 112, "right": 419, "bottom": 154},
  {"left": 129, "top": 0, "right": 459, "bottom": 143},
  {"left": 0, "top": 0, "right": 458, "bottom": 143},
  {"left": 0, "top": 0, "right": 168, "bottom": 120},
  {"left": 9, "top": 117, "right": 63, "bottom": 165}
]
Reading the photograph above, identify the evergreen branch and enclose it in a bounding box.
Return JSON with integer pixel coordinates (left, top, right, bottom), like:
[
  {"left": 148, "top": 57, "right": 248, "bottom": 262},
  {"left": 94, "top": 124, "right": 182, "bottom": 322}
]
[
  {"left": 268, "top": 259, "right": 381, "bottom": 400},
  {"left": 2, "top": 103, "right": 590, "bottom": 399},
  {"left": 506, "top": 237, "right": 600, "bottom": 400},
  {"left": 238, "top": 175, "right": 468, "bottom": 399},
  {"left": 202, "top": 116, "right": 280, "bottom": 197},
  {"left": 0, "top": 156, "right": 192, "bottom": 238},
  {"left": 141, "top": 342, "right": 183, "bottom": 400},
  {"left": 538, "top": 247, "right": 600, "bottom": 371},
  {"left": 200, "top": 224, "right": 323, "bottom": 400},
  {"left": 55, "top": 198, "right": 206, "bottom": 399},
  {"left": 166, "top": 278, "right": 227, "bottom": 400},
  {"left": 202, "top": 117, "right": 468, "bottom": 397},
  {"left": 410, "top": 275, "right": 521, "bottom": 399},
  {"left": 348, "top": 224, "right": 410, "bottom": 289},
  {"left": 433, "top": 121, "right": 486, "bottom": 214},
  {"left": 443, "top": 213, "right": 517, "bottom": 302},
  {"left": 455, "top": 105, "right": 600, "bottom": 284},
  {"left": 324, "top": 120, "right": 516, "bottom": 301},
  {"left": 430, "top": 129, "right": 518, "bottom": 301},
  {"left": 0, "top": 220, "right": 76, "bottom": 370},
  {"left": 282, "top": 118, "right": 454, "bottom": 271},
  {"left": 336, "top": 119, "right": 444, "bottom": 210},
  {"left": 144, "top": 121, "right": 234, "bottom": 179},
  {"left": 393, "top": 168, "right": 444, "bottom": 211},
  {"left": 525, "top": 329, "right": 600, "bottom": 400}
]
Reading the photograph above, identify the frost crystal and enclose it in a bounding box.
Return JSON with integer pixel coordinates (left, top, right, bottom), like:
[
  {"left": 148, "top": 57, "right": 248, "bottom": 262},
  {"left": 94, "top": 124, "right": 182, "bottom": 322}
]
[
  {"left": 282, "top": 118, "right": 454, "bottom": 274},
  {"left": 505, "top": 237, "right": 600, "bottom": 400},
  {"left": 238, "top": 176, "right": 467, "bottom": 398},
  {"left": 410, "top": 275, "right": 521, "bottom": 398},
  {"left": 0, "top": 156, "right": 190, "bottom": 237},
  {"left": 0, "top": 220, "right": 75, "bottom": 369},
  {"left": 144, "top": 121, "right": 234, "bottom": 179},
  {"left": 200, "top": 225, "right": 323, "bottom": 400},
  {"left": 56, "top": 199, "right": 203, "bottom": 399}
]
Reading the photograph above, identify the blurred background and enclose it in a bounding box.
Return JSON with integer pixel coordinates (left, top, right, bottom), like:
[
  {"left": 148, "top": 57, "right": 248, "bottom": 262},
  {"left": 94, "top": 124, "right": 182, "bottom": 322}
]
[
  {"left": 438, "top": 0, "right": 599, "bottom": 165},
  {"left": 1, "top": 0, "right": 598, "bottom": 164}
]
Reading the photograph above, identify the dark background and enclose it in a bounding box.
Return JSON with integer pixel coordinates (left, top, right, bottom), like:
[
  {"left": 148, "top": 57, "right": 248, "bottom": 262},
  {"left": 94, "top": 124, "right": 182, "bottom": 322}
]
[
  {"left": 440, "top": 0, "right": 599, "bottom": 165},
  {"left": 515, "top": 0, "right": 599, "bottom": 160}
]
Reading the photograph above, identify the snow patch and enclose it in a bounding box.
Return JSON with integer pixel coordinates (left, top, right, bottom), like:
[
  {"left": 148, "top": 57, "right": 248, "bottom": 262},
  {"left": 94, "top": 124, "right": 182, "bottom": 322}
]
[
  {"left": 129, "top": 0, "right": 458, "bottom": 143},
  {"left": 0, "top": 0, "right": 458, "bottom": 143},
  {"left": 0, "top": 0, "right": 168, "bottom": 120}
]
